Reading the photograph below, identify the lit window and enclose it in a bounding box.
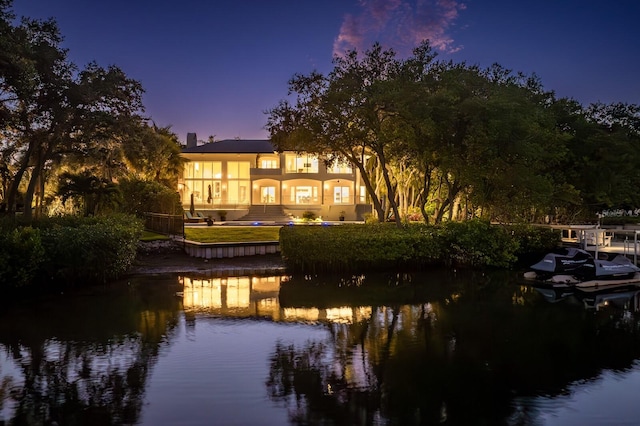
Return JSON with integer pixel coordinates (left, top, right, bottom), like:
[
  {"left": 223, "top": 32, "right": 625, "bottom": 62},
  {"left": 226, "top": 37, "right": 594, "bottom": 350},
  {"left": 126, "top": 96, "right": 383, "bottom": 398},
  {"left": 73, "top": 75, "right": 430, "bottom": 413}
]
[
  {"left": 260, "top": 159, "right": 278, "bottom": 169},
  {"left": 228, "top": 161, "right": 250, "bottom": 179},
  {"left": 182, "top": 161, "right": 222, "bottom": 207},
  {"left": 328, "top": 160, "right": 353, "bottom": 174},
  {"left": 334, "top": 186, "right": 350, "bottom": 204},
  {"left": 285, "top": 154, "right": 318, "bottom": 173},
  {"left": 291, "top": 186, "right": 319, "bottom": 204}
]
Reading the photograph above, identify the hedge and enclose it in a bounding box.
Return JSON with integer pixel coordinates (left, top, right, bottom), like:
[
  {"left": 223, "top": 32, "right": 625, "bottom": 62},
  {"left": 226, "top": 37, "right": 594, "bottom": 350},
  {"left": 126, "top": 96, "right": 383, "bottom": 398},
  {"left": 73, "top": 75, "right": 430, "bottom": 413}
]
[
  {"left": 279, "top": 220, "right": 560, "bottom": 273},
  {"left": 0, "top": 214, "right": 143, "bottom": 290}
]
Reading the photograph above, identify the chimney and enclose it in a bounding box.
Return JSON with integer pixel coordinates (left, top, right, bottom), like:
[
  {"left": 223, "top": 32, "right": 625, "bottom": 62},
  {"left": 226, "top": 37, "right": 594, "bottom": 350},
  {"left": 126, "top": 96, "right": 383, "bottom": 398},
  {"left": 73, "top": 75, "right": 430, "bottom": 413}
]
[{"left": 186, "top": 133, "right": 197, "bottom": 148}]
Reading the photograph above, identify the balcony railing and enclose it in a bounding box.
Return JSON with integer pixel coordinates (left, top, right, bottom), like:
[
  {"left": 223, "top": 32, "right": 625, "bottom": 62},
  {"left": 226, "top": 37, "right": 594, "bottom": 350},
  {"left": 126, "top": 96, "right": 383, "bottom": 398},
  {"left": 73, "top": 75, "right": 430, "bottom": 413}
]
[{"left": 250, "top": 168, "right": 282, "bottom": 176}]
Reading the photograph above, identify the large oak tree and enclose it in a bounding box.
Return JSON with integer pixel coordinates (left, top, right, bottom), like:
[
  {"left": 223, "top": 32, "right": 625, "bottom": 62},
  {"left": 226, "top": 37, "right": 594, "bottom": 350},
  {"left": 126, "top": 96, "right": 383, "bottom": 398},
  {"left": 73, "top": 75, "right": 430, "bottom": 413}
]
[{"left": 0, "top": 1, "right": 144, "bottom": 221}]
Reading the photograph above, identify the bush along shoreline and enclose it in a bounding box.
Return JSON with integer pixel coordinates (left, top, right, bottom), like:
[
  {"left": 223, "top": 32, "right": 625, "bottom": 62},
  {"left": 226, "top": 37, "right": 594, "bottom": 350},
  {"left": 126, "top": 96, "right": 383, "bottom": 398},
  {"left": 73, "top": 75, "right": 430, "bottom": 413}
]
[
  {"left": 0, "top": 214, "right": 143, "bottom": 292},
  {"left": 279, "top": 220, "right": 560, "bottom": 274}
]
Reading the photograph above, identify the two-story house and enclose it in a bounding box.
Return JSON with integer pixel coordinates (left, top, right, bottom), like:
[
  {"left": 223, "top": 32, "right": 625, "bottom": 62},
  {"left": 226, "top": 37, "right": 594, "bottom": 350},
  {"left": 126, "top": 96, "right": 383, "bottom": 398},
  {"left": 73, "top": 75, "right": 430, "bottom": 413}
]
[{"left": 179, "top": 133, "right": 371, "bottom": 221}]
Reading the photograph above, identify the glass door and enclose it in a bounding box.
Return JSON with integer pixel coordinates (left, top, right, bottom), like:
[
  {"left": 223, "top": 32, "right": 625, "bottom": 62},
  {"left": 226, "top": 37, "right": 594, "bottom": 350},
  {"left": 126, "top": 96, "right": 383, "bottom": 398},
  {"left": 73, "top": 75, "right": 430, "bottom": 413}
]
[{"left": 260, "top": 186, "right": 275, "bottom": 204}]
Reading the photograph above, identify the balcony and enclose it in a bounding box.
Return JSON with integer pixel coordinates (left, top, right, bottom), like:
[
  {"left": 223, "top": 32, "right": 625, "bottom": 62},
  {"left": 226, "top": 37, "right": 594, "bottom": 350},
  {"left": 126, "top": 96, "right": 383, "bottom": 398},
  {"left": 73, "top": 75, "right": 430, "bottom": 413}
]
[{"left": 250, "top": 168, "right": 282, "bottom": 176}]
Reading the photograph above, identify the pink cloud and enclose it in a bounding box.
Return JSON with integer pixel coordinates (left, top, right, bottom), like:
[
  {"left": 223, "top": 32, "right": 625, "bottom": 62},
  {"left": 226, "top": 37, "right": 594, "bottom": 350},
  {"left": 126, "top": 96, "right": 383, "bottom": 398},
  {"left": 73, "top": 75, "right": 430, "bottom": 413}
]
[
  {"left": 366, "top": 0, "right": 403, "bottom": 29},
  {"left": 333, "top": 0, "right": 465, "bottom": 57},
  {"left": 333, "top": 14, "right": 364, "bottom": 55}
]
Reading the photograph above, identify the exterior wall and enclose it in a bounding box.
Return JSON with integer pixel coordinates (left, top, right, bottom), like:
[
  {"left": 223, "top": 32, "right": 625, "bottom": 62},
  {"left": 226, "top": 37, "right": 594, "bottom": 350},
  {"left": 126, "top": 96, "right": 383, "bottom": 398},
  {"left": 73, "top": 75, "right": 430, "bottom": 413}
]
[{"left": 179, "top": 150, "right": 370, "bottom": 219}]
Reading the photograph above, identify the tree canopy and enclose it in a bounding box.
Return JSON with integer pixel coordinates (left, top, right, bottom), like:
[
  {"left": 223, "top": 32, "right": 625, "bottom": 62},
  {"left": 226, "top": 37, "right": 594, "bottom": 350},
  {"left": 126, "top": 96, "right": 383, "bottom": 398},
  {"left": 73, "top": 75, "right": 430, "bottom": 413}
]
[
  {"left": 0, "top": 1, "right": 182, "bottom": 219},
  {"left": 267, "top": 41, "right": 640, "bottom": 225}
]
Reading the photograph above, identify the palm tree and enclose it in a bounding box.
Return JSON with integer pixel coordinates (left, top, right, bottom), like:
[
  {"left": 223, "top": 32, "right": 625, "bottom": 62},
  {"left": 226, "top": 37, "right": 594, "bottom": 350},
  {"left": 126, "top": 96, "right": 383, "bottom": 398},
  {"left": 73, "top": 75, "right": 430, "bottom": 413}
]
[{"left": 57, "top": 170, "right": 121, "bottom": 216}]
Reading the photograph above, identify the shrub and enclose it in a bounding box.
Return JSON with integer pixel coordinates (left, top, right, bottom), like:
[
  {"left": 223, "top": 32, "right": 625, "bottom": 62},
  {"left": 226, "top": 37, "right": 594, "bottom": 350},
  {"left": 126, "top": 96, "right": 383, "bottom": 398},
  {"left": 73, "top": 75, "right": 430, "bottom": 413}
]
[
  {"left": 441, "top": 220, "right": 519, "bottom": 268},
  {"left": 280, "top": 223, "right": 444, "bottom": 273},
  {"left": 0, "top": 214, "right": 143, "bottom": 289},
  {"left": 364, "top": 213, "right": 378, "bottom": 224},
  {"left": 118, "top": 178, "right": 182, "bottom": 216},
  {"left": 279, "top": 220, "right": 542, "bottom": 273},
  {"left": 302, "top": 211, "right": 317, "bottom": 221},
  {"left": 507, "top": 224, "right": 560, "bottom": 261},
  {"left": 37, "top": 214, "right": 143, "bottom": 284},
  {"left": 0, "top": 226, "right": 45, "bottom": 289}
]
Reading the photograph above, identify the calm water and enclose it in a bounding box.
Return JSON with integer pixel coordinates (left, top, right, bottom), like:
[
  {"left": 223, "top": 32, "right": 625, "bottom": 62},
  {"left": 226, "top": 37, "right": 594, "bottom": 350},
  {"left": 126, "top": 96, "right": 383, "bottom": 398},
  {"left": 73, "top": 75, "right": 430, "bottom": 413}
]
[{"left": 2, "top": 269, "right": 640, "bottom": 425}]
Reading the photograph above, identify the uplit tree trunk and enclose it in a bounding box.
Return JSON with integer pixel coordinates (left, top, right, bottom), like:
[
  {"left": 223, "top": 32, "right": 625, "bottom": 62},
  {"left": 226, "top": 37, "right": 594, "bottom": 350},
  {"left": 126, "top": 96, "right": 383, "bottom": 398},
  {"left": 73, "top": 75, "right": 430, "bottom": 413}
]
[
  {"left": 418, "top": 166, "right": 434, "bottom": 224},
  {"left": 354, "top": 161, "right": 384, "bottom": 221},
  {"left": 5, "top": 136, "right": 35, "bottom": 216},
  {"left": 377, "top": 149, "right": 402, "bottom": 227}
]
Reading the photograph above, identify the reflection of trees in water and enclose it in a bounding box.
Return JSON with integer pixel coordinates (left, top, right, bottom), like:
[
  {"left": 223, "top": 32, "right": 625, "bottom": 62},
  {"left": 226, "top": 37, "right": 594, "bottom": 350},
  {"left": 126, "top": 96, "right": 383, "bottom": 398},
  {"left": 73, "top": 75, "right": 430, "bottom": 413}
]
[
  {"left": 266, "top": 305, "right": 455, "bottom": 425},
  {"left": 268, "top": 271, "right": 640, "bottom": 425},
  {"left": 4, "top": 338, "right": 157, "bottom": 425},
  {"left": 0, "top": 277, "right": 181, "bottom": 425},
  {"left": 267, "top": 338, "right": 381, "bottom": 425}
]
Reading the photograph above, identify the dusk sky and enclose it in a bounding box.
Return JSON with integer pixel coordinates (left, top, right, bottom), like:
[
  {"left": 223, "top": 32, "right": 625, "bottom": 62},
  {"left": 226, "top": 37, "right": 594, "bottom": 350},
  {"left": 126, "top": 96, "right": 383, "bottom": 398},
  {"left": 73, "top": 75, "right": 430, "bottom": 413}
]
[{"left": 11, "top": 0, "right": 640, "bottom": 143}]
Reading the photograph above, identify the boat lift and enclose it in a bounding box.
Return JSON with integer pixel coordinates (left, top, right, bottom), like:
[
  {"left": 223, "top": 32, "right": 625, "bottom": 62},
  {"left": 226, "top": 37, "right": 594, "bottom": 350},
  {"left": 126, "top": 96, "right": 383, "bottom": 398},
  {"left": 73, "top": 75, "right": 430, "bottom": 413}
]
[
  {"left": 553, "top": 225, "right": 640, "bottom": 265},
  {"left": 622, "top": 230, "right": 640, "bottom": 265}
]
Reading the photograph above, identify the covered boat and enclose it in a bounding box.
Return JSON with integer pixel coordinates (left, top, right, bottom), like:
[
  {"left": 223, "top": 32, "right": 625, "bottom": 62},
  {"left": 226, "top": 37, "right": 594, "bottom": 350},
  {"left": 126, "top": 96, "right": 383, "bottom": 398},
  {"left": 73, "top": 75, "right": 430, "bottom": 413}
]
[{"left": 524, "top": 247, "right": 640, "bottom": 287}]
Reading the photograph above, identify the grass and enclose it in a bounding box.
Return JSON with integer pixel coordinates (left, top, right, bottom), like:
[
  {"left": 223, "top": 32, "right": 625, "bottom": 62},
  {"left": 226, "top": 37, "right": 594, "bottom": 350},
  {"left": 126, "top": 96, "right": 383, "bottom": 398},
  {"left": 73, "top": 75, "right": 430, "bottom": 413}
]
[
  {"left": 184, "top": 226, "right": 281, "bottom": 243},
  {"left": 140, "top": 230, "right": 170, "bottom": 241}
]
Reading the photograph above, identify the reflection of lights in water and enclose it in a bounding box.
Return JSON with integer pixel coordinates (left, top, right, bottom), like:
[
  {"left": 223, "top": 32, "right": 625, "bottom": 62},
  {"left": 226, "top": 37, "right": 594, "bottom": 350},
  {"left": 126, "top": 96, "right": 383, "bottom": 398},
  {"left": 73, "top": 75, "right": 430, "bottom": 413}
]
[
  {"left": 325, "top": 307, "right": 372, "bottom": 324},
  {"left": 258, "top": 298, "right": 278, "bottom": 308},
  {"left": 182, "top": 277, "right": 223, "bottom": 309},
  {"left": 180, "top": 275, "right": 375, "bottom": 324},
  {"left": 325, "top": 307, "right": 353, "bottom": 323},
  {"left": 180, "top": 276, "right": 285, "bottom": 318},
  {"left": 227, "top": 278, "right": 250, "bottom": 308},
  {"left": 283, "top": 306, "right": 372, "bottom": 324},
  {"left": 283, "top": 307, "right": 320, "bottom": 322}
]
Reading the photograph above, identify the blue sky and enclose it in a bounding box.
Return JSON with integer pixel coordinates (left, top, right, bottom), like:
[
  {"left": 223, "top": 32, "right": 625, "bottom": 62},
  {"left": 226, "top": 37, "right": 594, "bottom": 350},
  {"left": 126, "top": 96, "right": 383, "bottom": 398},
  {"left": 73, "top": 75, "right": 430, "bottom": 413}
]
[{"left": 10, "top": 0, "right": 640, "bottom": 143}]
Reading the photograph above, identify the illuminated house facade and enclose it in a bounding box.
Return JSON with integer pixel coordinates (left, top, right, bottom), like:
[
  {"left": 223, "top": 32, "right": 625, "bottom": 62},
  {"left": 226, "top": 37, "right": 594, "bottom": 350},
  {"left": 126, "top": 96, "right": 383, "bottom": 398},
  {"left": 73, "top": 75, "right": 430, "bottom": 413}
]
[{"left": 179, "top": 134, "right": 371, "bottom": 221}]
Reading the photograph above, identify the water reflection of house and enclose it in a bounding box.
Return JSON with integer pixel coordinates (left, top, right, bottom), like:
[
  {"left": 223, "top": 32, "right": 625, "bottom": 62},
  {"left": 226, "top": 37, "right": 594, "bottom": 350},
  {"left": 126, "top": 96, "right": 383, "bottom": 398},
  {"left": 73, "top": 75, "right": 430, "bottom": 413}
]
[
  {"left": 180, "top": 276, "right": 283, "bottom": 320},
  {"left": 179, "top": 275, "right": 372, "bottom": 323}
]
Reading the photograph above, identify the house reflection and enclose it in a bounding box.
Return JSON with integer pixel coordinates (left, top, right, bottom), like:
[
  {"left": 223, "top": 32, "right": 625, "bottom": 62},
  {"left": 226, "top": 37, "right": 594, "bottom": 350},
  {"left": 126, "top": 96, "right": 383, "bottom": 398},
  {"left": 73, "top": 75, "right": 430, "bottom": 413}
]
[
  {"left": 179, "top": 275, "right": 372, "bottom": 323},
  {"left": 180, "top": 275, "right": 281, "bottom": 318}
]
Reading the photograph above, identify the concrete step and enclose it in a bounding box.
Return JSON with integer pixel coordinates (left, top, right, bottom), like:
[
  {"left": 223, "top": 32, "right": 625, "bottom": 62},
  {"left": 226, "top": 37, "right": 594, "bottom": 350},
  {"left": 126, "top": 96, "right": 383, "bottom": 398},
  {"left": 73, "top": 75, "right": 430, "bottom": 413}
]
[{"left": 238, "top": 205, "right": 291, "bottom": 222}]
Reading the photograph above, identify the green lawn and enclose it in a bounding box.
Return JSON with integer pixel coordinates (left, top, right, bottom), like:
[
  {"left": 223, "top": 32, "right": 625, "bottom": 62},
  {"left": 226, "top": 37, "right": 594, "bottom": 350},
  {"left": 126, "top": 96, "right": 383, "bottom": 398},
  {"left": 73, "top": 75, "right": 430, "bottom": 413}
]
[
  {"left": 184, "top": 226, "right": 281, "bottom": 243},
  {"left": 140, "top": 230, "right": 170, "bottom": 241}
]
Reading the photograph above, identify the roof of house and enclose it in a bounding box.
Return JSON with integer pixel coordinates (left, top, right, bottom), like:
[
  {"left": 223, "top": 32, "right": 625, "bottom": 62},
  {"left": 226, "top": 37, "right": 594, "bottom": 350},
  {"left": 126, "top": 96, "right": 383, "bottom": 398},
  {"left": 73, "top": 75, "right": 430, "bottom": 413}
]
[{"left": 181, "top": 139, "right": 277, "bottom": 154}]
